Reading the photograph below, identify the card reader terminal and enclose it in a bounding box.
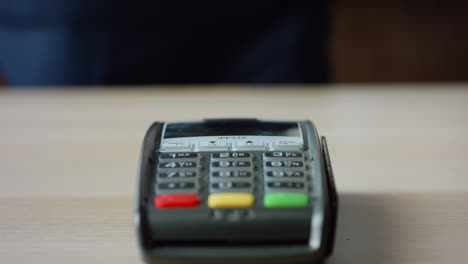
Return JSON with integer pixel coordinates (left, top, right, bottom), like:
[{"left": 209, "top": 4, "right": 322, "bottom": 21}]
[{"left": 135, "top": 119, "right": 337, "bottom": 264}]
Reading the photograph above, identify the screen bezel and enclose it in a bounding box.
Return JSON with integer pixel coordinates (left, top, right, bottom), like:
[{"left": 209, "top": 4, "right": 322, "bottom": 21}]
[{"left": 161, "top": 120, "right": 303, "bottom": 139}]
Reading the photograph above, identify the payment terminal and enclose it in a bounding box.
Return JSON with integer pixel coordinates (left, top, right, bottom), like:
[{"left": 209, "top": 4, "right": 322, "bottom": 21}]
[{"left": 135, "top": 119, "right": 337, "bottom": 264}]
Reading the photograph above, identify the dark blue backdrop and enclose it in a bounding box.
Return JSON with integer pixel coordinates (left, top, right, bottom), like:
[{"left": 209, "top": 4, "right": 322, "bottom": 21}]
[{"left": 0, "top": 0, "right": 330, "bottom": 86}]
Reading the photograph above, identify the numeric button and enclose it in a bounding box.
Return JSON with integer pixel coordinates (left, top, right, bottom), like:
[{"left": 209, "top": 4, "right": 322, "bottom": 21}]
[
  {"left": 160, "top": 153, "right": 198, "bottom": 159},
  {"left": 158, "top": 171, "right": 197, "bottom": 179},
  {"left": 212, "top": 161, "right": 251, "bottom": 168},
  {"left": 265, "top": 152, "right": 303, "bottom": 158},
  {"left": 266, "top": 171, "right": 304, "bottom": 178},
  {"left": 265, "top": 181, "right": 308, "bottom": 193},
  {"left": 157, "top": 181, "right": 197, "bottom": 191},
  {"left": 265, "top": 161, "right": 304, "bottom": 168},
  {"left": 159, "top": 161, "right": 197, "bottom": 169},
  {"left": 267, "top": 181, "right": 305, "bottom": 189},
  {"left": 212, "top": 181, "right": 251, "bottom": 190},
  {"left": 210, "top": 181, "right": 253, "bottom": 193},
  {"left": 212, "top": 152, "right": 251, "bottom": 159},
  {"left": 212, "top": 171, "right": 252, "bottom": 178}
]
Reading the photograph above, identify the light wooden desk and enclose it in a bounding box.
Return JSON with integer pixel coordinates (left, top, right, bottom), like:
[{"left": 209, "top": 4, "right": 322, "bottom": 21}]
[{"left": 1, "top": 85, "right": 467, "bottom": 263}]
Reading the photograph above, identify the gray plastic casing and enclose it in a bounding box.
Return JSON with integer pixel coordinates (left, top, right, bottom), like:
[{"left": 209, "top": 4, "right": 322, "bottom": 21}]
[{"left": 134, "top": 119, "right": 337, "bottom": 264}]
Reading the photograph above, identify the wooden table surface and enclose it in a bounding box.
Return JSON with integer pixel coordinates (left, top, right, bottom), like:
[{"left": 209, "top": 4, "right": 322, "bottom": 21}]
[{"left": 1, "top": 85, "right": 467, "bottom": 263}]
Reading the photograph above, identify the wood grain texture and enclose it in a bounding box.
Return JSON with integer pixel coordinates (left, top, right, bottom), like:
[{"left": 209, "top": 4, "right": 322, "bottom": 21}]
[{"left": 0, "top": 85, "right": 467, "bottom": 263}]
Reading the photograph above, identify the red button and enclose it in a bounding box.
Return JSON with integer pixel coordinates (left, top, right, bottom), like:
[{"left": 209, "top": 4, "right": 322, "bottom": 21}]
[{"left": 154, "top": 194, "right": 200, "bottom": 209}]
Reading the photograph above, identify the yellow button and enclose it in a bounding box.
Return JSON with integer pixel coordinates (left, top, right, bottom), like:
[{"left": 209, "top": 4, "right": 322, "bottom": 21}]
[{"left": 208, "top": 193, "right": 254, "bottom": 208}]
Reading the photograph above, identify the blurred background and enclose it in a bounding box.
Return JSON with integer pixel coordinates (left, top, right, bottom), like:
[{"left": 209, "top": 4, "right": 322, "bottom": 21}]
[
  {"left": 1, "top": 2, "right": 468, "bottom": 263},
  {"left": 1, "top": 0, "right": 467, "bottom": 86}
]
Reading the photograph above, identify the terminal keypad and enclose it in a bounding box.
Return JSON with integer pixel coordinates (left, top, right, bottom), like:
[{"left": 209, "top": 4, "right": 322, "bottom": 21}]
[{"left": 154, "top": 151, "right": 311, "bottom": 209}]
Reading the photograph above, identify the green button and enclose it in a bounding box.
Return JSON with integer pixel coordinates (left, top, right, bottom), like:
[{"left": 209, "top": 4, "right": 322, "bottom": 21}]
[{"left": 263, "top": 193, "right": 309, "bottom": 208}]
